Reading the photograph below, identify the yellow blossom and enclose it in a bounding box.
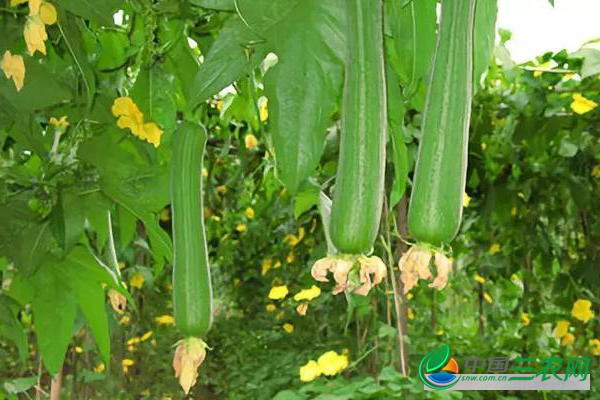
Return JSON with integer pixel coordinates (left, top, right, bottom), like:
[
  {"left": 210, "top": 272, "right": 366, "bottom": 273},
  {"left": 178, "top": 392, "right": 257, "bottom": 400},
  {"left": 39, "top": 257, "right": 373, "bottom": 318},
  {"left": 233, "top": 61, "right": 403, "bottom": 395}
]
[
  {"left": 488, "top": 243, "right": 501, "bottom": 254},
  {"left": 293, "top": 285, "right": 321, "bottom": 301},
  {"left": 122, "top": 358, "right": 135, "bottom": 373},
  {"left": 244, "top": 134, "right": 258, "bottom": 149},
  {"left": 245, "top": 207, "right": 255, "bottom": 219},
  {"left": 299, "top": 360, "right": 321, "bottom": 382},
  {"left": 1, "top": 51, "right": 25, "bottom": 91},
  {"left": 475, "top": 274, "right": 486, "bottom": 284},
  {"left": 140, "top": 331, "right": 153, "bottom": 341},
  {"left": 592, "top": 165, "right": 600, "bottom": 178},
  {"left": 274, "top": 260, "right": 282, "bottom": 269},
  {"left": 483, "top": 292, "right": 493, "bottom": 304},
  {"left": 129, "top": 272, "right": 145, "bottom": 289},
  {"left": 111, "top": 96, "right": 163, "bottom": 147},
  {"left": 159, "top": 208, "right": 170, "bottom": 222},
  {"left": 94, "top": 362, "right": 105, "bottom": 373},
  {"left": 283, "top": 323, "right": 294, "bottom": 333},
  {"left": 534, "top": 61, "right": 553, "bottom": 77},
  {"left": 49, "top": 115, "right": 69, "bottom": 130},
  {"left": 127, "top": 337, "right": 141, "bottom": 346},
  {"left": 266, "top": 304, "right": 276, "bottom": 312},
  {"left": 555, "top": 320, "right": 570, "bottom": 338},
  {"left": 74, "top": 346, "right": 83, "bottom": 353},
  {"left": 38, "top": 2, "right": 57, "bottom": 25},
  {"left": 24, "top": 15, "right": 47, "bottom": 55},
  {"left": 521, "top": 313, "right": 530, "bottom": 326},
  {"left": 216, "top": 185, "right": 227, "bottom": 194},
  {"left": 571, "top": 93, "right": 597, "bottom": 115},
  {"left": 119, "top": 315, "right": 130, "bottom": 326},
  {"left": 463, "top": 192, "right": 471, "bottom": 208},
  {"left": 286, "top": 252, "right": 295, "bottom": 264},
  {"left": 572, "top": 299, "right": 594, "bottom": 323},
  {"left": 261, "top": 259, "right": 273, "bottom": 276},
  {"left": 236, "top": 224, "right": 247, "bottom": 233},
  {"left": 268, "top": 285, "right": 288, "bottom": 300},
  {"left": 561, "top": 333, "right": 575, "bottom": 346},
  {"left": 406, "top": 292, "right": 413, "bottom": 300},
  {"left": 155, "top": 315, "right": 175, "bottom": 325},
  {"left": 407, "top": 308, "right": 415, "bottom": 320},
  {"left": 317, "top": 351, "right": 348, "bottom": 376},
  {"left": 589, "top": 339, "right": 600, "bottom": 356},
  {"left": 202, "top": 168, "right": 208, "bottom": 177},
  {"left": 259, "top": 98, "right": 268, "bottom": 121},
  {"left": 296, "top": 303, "right": 308, "bottom": 316},
  {"left": 511, "top": 207, "right": 518, "bottom": 217}
]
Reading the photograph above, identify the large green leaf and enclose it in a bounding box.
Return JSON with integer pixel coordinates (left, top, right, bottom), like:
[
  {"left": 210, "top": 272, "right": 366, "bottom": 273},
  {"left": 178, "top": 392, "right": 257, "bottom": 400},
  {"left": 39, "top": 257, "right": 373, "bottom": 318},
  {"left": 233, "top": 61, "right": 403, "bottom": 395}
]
[
  {"left": 130, "top": 66, "right": 177, "bottom": 133},
  {"left": 384, "top": 0, "right": 437, "bottom": 99},
  {"left": 239, "top": 0, "right": 345, "bottom": 193},
  {"left": 473, "top": 0, "right": 498, "bottom": 86},
  {"left": 57, "top": 0, "right": 121, "bottom": 25},
  {"left": 188, "top": 17, "right": 267, "bottom": 108}
]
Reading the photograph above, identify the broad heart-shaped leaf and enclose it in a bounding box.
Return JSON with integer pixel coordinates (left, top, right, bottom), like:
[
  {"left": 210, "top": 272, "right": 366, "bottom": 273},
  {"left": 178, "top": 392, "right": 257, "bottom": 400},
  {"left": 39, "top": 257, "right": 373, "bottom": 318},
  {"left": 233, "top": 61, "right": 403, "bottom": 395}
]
[
  {"left": 187, "top": 17, "right": 267, "bottom": 108},
  {"left": 31, "top": 263, "right": 77, "bottom": 375},
  {"left": 56, "top": 0, "right": 121, "bottom": 25},
  {"left": 425, "top": 343, "right": 450, "bottom": 373},
  {"left": 57, "top": 9, "right": 97, "bottom": 110},
  {"left": 473, "top": 0, "right": 498, "bottom": 87},
  {"left": 384, "top": 0, "right": 436, "bottom": 100},
  {"left": 239, "top": 0, "right": 345, "bottom": 193}
]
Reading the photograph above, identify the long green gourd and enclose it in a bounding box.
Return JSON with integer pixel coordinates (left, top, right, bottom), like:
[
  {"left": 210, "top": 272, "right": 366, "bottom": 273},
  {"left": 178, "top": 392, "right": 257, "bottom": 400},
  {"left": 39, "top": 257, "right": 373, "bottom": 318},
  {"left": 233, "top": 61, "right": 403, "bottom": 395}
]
[
  {"left": 171, "top": 122, "right": 212, "bottom": 337},
  {"left": 407, "top": 0, "right": 477, "bottom": 246},
  {"left": 330, "top": 0, "right": 387, "bottom": 255}
]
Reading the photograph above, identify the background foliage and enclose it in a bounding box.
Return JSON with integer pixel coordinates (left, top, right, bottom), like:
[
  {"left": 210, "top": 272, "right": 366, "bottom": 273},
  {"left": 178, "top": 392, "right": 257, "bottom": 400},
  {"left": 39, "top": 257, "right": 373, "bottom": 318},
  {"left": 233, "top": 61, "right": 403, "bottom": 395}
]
[{"left": 0, "top": 0, "right": 599, "bottom": 399}]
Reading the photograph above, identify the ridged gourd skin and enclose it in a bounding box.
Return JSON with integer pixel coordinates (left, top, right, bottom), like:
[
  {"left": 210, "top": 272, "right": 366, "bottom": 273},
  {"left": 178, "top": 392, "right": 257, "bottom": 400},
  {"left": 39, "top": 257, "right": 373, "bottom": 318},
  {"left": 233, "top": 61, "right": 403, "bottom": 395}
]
[
  {"left": 330, "top": 0, "right": 387, "bottom": 255},
  {"left": 171, "top": 122, "right": 213, "bottom": 337},
  {"left": 407, "top": 0, "right": 477, "bottom": 246}
]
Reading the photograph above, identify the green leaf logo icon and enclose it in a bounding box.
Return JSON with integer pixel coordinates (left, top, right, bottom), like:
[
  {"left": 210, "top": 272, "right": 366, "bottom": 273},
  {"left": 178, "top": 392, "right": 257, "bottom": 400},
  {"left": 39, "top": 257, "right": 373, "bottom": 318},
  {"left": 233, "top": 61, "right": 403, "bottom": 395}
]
[{"left": 426, "top": 343, "right": 450, "bottom": 372}]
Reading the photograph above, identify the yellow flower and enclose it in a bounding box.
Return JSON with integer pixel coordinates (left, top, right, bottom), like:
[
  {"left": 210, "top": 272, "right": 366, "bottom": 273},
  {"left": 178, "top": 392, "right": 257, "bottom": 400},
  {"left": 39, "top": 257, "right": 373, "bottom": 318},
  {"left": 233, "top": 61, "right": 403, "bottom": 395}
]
[
  {"left": 293, "top": 285, "right": 321, "bottom": 301},
  {"left": 244, "top": 134, "right": 258, "bottom": 149},
  {"left": 284, "top": 228, "right": 305, "bottom": 247},
  {"left": 589, "top": 339, "right": 600, "bottom": 356},
  {"left": 245, "top": 207, "right": 255, "bottom": 219},
  {"left": 511, "top": 207, "right": 518, "bottom": 217},
  {"left": 521, "top": 312, "right": 530, "bottom": 326},
  {"left": 572, "top": 299, "right": 594, "bottom": 323},
  {"left": 261, "top": 259, "right": 273, "bottom": 276},
  {"left": 488, "top": 243, "right": 501, "bottom": 254},
  {"left": 140, "top": 331, "right": 153, "bottom": 341},
  {"left": 268, "top": 285, "right": 288, "bottom": 300},
  {"left": 94, "top": 362, "right": 105, "bottom": 373},
  {"left": 159, "top": 208, "right": 170, "bottom": 222},
  {"left": 571, "top": 93, "right": 598, "bottom": 115},
  {"left": 1, "top": 51, "right": 25, "bottom": 91},
  {"left": 155, "top": 315, "right": 174, "bottom": 325},
  {"left": 111, "top": 96, "right": 163, "bottom": 147},
  {"left": 129, "top": 272, "right": 145, "bottom": 289},
  {"left": 119, "top": 315, "right": 130, "bottom": 326},
  {"left": 122, "top": 358, "right": 135, "bottom": 373},
  {"left": 592, "top": 165, "right": 600, "bottom": 178},
  {"left": 463, "top": 192, "right": 471, "bottom": 208},
  {"left": 555, "top": 320, "right": 570, "bottom": 338},
  {"left": 299, "top": 360, "right": 321, "bottom": 382},
  {"left": 296, "top": 303, "right": 308, "bottom": 316},
  {"left": 481, "top": 142, "right": 487, "bottom": 151},
  {"left": 274, "top": 260, "right": 282, "bottom": 269},
  {"left": 236, "top": 223, "right": 247, "bottom": 233},
  {"left": 259, "top": 98, "right": 268, "bottom": 122},
  {"left": 266, "top": 304, "right": 276, "bottom": 312},
  {"left": 406, "top": 292, "right": 413, "bottom": 300},
  {"left": 534, "top": 61, "right": 553, "bottom": 77},
  {"left": 407, "top": 308, "right": 415, "bottom": 320},
  {"left": 202, "top": 168, "right": 208, "bottom": 177},
  {"left": 317, "top": 351, "right": 348, "bottom": 376},
  {"left": 49, "top": 115, "right": 69, "bottom": 130},
  {"left": 561, "top": 333, "right": 575, "bottom": 346},
  {"left": 127, "top": 337, "right": 141, "bottom": 346},
  {"left": 74, "top": 346, "right": 83, "bottom": 353},
  {"left": 216, "top": 185, "right": 227, "bottom": 194},
  {"left": 172, "top": 338, "right": 209, "bottom": 394},
  {"left": 283, "top": 323, "right": 294, "bottom": 333},
  {"left": 286, "top": 252, "right": 295, "bottom": 264},
  {"left": 38, "top": 2, "right": 57, "bottom": 25},
  {"left": 483, "top": 292, "right": 493, "bottom": 304},
  {"left": 24, "top": 15, "right": 47, "bottom": 55},
  {"left": 475, "top": 274, "right": 486, "bottom": 284}
]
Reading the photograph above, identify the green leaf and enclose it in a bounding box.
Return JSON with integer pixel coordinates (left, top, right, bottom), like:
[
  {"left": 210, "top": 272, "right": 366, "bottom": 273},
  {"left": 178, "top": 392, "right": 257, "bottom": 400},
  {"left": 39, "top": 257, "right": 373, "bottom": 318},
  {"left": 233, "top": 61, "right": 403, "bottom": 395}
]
[
  {"left": 272, "top": 390, "right": 306, "bottom": 400},
  {"left": 245, "top": 0, "right": 345, "bottom": 193},
  {"left": 189, "top": 0, "right": 234, "bottom": 10},
  {"left": 293, "top": 182, "right": 320, "bottom": 218},
  {"left": 572, "top": 48, "right": 600, "bottom": 79},
  {"left": 57, "top": 10, "right": 97, "bottom": 110},
  {"left": 425, "top": 343, "right": 450, "bottom": 372},
  {"left": 96, "top": 30, "right": 130, "bottom": 70},
  {"left": 0, "top": 296, "right": 28, "bottom": 360},
  {"left": 384, "top": 0, "right": 436, "bottom": 98},
  {"left": 130, "top": 66, "right": 177, "bottom": 133},
  {"left": 558, "top": 136, "right": 578, "bottom": 157},
  {"left": 474, "top": 0, "right": 498, "bottom": 86},
  {"left": 3, "top": 376, "right": 37, "bottom": 394},
  {"left": 31, "top": 264, "right": 77, "bottom": 375},
  {"left": 57, "top": 0, "right": 121, "bottom": 25},
  {"left": 188, "top": 17, "right": 267, "bottom": 108},
  {"left": 0, "top": 60, "right": 72, "bottom": 113}
]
